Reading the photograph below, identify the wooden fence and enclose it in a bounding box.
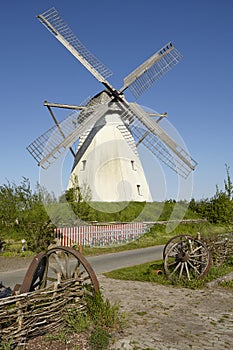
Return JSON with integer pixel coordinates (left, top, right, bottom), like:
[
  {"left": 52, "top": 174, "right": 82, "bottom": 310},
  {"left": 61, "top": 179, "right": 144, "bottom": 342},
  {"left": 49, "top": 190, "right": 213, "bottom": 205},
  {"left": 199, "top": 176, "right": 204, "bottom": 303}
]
[
  {"left": 55, "top": 222, "right": 149, "bottom": 247},
  {"left": 0, "top": 278, "right": 86, "bottom": 347}
]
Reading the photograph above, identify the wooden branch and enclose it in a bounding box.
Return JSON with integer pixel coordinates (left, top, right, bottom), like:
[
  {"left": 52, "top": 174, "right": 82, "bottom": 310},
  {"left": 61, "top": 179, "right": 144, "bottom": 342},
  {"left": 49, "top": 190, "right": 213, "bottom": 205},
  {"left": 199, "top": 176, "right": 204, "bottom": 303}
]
[{"left": 0, "top": 278, "right": 87, "bottom": 346}]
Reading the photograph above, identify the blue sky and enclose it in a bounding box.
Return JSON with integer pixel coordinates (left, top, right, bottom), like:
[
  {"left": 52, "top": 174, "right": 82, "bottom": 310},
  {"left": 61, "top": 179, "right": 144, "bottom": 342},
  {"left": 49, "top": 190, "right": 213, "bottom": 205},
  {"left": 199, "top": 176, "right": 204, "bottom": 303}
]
[{"left": 0, "top": 0, "right": 233, "bottom": 201}]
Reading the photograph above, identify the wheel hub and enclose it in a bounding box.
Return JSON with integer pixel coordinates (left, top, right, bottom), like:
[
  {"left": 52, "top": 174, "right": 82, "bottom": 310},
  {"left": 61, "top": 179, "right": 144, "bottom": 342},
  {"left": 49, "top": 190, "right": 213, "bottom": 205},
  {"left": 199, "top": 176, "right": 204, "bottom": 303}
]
[{"left": 177, "top": 250, "right": 189, "bottom": 262}]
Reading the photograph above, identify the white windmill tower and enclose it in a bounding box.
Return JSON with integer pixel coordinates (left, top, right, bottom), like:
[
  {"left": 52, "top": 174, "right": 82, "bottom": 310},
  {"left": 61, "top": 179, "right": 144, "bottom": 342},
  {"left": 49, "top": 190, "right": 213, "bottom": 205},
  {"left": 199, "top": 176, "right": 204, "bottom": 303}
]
[{"left": 27, "top": 8, "right": 197, "bottom": 202}]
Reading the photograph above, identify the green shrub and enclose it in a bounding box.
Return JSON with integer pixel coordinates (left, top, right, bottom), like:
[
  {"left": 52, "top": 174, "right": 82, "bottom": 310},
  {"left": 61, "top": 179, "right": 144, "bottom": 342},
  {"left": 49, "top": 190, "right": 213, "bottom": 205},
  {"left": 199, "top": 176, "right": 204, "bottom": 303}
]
[
  {"left": 65, "top": 292, "right": 126, "bottom": 349},
  {"left": 89, "top": 327, "right": 110, "bottom": 350}
]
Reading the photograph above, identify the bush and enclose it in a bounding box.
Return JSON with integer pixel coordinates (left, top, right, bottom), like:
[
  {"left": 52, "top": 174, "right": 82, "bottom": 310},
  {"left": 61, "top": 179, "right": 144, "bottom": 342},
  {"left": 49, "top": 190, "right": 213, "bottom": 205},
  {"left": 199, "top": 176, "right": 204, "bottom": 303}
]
[
  {"left": 65, "top": 291, "right": 126, "bottom": 349},
  {"left": 89, "top": 327, "right": 110, "bottom": 350},
  {"left": 0, "top": 178, "right": 55, "bottom": 252}
]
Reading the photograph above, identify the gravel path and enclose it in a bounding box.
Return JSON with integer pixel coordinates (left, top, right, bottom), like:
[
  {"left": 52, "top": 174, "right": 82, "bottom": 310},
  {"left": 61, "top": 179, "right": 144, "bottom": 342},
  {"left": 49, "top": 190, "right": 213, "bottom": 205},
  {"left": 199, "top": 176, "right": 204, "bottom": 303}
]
[{"left": 100, "top": 276, "right": 233, "bottom": 350}]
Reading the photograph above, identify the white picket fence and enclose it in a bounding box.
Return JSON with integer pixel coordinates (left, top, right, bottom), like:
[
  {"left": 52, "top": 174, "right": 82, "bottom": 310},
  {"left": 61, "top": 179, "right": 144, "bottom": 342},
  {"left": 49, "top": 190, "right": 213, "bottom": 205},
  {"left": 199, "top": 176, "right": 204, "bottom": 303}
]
[{"left": 54, "top": 222, "right": 149, "bottom": 247}]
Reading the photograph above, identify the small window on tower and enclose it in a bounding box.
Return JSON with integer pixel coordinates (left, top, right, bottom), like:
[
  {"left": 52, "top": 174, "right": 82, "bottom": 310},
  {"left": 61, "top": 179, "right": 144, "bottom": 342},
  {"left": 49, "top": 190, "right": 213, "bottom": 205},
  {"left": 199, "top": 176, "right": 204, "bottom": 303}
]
[
  {"left": 131, "top": 160, "right": 136, "bottom": 170},
  {"left": 137, "top": 184, "right": 142, "bottom": 196},
  {"left": 82, "top": 160, "right": 86, "bottom": 171}
]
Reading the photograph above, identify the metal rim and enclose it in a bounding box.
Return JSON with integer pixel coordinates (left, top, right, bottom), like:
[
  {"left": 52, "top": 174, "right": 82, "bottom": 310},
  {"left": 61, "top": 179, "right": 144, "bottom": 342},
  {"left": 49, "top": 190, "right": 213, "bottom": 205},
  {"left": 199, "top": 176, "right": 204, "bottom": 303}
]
[
  {"left": 20, "top": 247, "right": 99, "bottom": 294},
  {"left": 19, "top": 252, "right": 47, "bottom": 293},
  {"left": 164, "top": 235, "right": 211, "bottom": 280}
]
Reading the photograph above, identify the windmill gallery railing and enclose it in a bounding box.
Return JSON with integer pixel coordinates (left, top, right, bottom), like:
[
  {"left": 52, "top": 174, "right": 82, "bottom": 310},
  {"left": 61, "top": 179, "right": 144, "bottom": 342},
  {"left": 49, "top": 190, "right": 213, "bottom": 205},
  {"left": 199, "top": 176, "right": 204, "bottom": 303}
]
[{"left": 54, "top": 222, "right": 149, "bottom": 247}]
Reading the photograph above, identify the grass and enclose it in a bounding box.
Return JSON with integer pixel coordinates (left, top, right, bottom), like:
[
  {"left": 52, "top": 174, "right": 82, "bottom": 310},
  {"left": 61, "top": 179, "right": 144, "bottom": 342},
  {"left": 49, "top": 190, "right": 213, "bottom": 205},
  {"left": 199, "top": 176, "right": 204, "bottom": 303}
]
[
  {"left": 0, "top": 338, "right": 13, "bottom": 350},
  {"left": 220, "top": 280, "right": 233, "bottom": 288},
  {"left": 104, "top": 257, "right": 233, "bottom": 290}
]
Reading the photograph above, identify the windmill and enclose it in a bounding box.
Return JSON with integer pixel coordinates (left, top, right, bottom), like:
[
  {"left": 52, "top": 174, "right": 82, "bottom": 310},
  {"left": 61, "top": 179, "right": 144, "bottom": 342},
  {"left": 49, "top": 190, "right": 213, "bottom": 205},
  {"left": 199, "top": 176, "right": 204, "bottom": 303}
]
[{"left": 27, "top": 7, "right": 197, "bottom": 202}]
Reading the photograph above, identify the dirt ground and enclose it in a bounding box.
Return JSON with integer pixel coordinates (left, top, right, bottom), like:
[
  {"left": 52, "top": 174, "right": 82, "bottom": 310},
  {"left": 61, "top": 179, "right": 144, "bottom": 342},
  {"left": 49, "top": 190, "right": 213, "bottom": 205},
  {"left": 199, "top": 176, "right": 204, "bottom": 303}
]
[{"left": 1, "top": 257, "right": 233, "bottom": 350}]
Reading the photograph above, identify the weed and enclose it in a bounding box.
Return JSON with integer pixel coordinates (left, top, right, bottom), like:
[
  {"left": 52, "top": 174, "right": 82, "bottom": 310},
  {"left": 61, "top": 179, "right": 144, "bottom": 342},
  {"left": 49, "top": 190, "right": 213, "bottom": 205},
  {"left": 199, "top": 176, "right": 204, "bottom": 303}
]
[
  {"left": 0, "top": 338, "right": 13, "bottom": 350},
  {"left": 135, "top": 311, "right": 147, "bottom": 317},
  {"left": 218, "top": 318, "right": 226, "bottom": 324},
  {"left": 46, "top": 330, "right": 69, "bottom": 343},
  {"left": 89, "top": 327, "right": 110, "bottom": 350},
  {"left": 219, "top": 279, "right": 233, "bottom": 289},
  {"left": 66, "top": 306, "right": 90, "bottom": 332},
  {"left": 86, "top": 291, "right": 127, "bottom": 331}
]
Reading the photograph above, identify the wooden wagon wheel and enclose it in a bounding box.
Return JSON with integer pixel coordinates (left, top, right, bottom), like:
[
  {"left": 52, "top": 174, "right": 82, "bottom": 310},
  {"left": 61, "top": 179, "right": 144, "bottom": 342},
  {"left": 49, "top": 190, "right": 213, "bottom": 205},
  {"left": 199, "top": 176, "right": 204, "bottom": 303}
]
[
  {"left": 163, "top": 234, "right": 194, "bottom": 259},
  {"left": 20, "top": 246, "right": 99, "bottom": 294},
  {"left": 164, "top": 235, "right": 211, "bottom": 280}
]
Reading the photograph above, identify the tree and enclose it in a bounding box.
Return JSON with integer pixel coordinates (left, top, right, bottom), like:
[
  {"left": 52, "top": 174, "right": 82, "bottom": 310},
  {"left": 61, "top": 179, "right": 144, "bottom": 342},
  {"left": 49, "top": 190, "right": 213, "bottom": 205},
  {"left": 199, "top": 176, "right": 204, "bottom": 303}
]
[
  {"left": 209, "top": 190, "right": 232, "bottom": 224},
  {"left": 20, "top": 201, "right": 55, "bottom": 252},
  {"left": 0, "top": 178, "right": 55, "bottom": 252},
  {"left": 63, "top": 175, "right": 93, "bottom": 222},
  {"left": 189, "top": 165, "right": 233, "bottom": 224},
  {"left": 224, "top": 164, "right": 233, "bottom": 200}
]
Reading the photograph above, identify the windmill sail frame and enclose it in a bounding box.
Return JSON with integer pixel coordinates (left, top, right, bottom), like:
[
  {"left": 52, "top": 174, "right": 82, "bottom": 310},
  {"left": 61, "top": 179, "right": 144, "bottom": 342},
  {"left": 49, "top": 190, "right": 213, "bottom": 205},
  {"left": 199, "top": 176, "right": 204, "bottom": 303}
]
[
  {"left": 121, "top": 42, "right": 183, "bottom": 98},
  {"left": 37, "top": 8, "right": 113, "bottom": 87},
  {"left": 28, "top": 7, "right": 197, "bottom": 181}
]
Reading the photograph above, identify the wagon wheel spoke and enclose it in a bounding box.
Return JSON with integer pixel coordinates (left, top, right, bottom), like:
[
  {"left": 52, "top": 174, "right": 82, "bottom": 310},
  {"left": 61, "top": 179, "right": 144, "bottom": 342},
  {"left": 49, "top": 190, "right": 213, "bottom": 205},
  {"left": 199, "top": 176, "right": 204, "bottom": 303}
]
[
  {"left": 168, "top": 261, "right": 182, "bottom": 277},
  {"left": 184, "top": 262, "right": 190, "bottom": 280},
  {"left": 187, "top": 260, "right": 201, "bottom": 276},
  {"left": 167, "top": 260, "right": 179, "bottom": 267},
  {"left": 179, "top": 262, "right": 184, "bottom": 279},
  {"left": 189, "top": 245, "right": 203, "bottom": 255},
  {"left": 189, "top": 253, "right": 208, "bottom": 264},
  {"left": 48, "top": 264, "right": 60, "bottom": 276},
  {"left": 188, "top": 258, "right": 207, "bottom": 267},
  {"left": 73, "top": 260, "right": 82, "bottom": 278},
  {"left": 50, "top": 252, "right": 67, "bottom": 278},
  {"left": 64, "top": 251, "right": 70, "bottom": 277}
]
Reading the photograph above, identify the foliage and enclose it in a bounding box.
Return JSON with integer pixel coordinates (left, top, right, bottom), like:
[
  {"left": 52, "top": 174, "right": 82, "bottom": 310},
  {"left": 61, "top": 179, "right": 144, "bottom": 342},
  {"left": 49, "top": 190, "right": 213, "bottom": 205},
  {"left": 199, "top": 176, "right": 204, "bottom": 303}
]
[
  {"left": 89, "top": 327, "right": 110, "bottom": 350},
  {"left": 0, "top": 178, "right": 55, "bottom": 252},
  {"left": 86, "top": 291, "right": 125, "bottom": 330},
  {"left": 224, "top": 164, "right": 233, "bottom": 200},
  {"left": 189, "top": 164, "right": 233, "bottom": 224},
  {"left": 66, "top": 291, "right": 126, "bottom": 349},
  {"left": 60, "top": 175, "right": 94, "bottom": 222},
  {"left": 58, "top": 198, "right": 200, "bottom": 224},
  {"left": 0, "top": 338, "right": 13, "bottom": 350}
]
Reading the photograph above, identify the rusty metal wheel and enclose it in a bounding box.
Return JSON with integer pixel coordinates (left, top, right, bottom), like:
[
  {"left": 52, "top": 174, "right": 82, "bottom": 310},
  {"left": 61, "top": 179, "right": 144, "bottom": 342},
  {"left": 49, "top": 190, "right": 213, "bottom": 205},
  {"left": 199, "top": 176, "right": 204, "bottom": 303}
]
[
  {"left": 20, "top": 246, "right": 99, "bottom": 294},
  {"left": 164, "top": 235, "right": 211, "bottom": 280}
]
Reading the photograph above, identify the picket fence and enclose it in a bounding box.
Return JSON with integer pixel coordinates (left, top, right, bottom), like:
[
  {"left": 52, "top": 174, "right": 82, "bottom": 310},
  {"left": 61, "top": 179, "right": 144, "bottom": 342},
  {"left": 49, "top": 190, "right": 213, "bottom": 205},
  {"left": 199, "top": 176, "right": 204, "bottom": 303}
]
[{"left": 54, "top": 222, "right": 149, "bottom": 247}]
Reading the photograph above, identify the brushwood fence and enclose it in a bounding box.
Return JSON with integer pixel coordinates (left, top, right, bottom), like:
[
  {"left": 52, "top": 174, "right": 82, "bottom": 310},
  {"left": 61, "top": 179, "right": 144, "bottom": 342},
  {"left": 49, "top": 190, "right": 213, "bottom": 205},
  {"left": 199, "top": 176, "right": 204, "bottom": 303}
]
[{"left": 55, "top": 222, "right": 149, "bottom": 247}]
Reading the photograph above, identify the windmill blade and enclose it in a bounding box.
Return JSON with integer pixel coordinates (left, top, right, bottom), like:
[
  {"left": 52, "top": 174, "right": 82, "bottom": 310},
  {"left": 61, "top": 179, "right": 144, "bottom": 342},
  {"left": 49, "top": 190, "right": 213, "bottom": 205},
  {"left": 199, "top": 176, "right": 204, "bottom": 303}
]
[
  {"left": 37, "top": 8, "right": 113, "bottom": 88},
  {"left": 120, "top": 42, "right": 183, "bottom": 99},
  {"left": 27, "top": 104, "right": 109, "bottom": 169},
  {"left": 120, "top": 103, "right": 197, "bottom": 178}
]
